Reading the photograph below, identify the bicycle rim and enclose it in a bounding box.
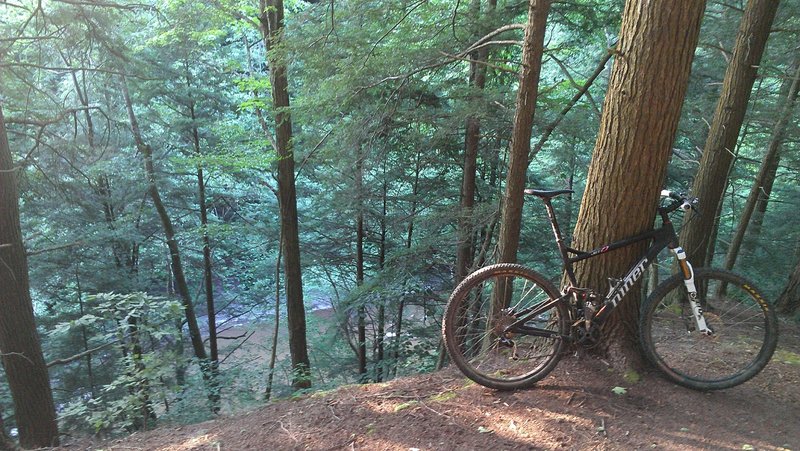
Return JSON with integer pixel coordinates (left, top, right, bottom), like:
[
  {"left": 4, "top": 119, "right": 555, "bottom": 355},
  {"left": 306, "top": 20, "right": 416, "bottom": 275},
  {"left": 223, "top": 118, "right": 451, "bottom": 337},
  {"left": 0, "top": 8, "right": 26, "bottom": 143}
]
[
  {"left": 641, "top": 268, "right": 778, "bottom": 390},
  {"left": 443, "top": 264, "right": 567, "bottom": 390}
]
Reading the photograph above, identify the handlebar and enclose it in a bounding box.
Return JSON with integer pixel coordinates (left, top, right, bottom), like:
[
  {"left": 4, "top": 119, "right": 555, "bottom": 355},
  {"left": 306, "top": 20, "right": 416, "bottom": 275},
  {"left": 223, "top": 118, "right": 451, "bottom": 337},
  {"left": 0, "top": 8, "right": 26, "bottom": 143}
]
[{"left": 660, "top": 189, "right": 699, "bottom": 215}]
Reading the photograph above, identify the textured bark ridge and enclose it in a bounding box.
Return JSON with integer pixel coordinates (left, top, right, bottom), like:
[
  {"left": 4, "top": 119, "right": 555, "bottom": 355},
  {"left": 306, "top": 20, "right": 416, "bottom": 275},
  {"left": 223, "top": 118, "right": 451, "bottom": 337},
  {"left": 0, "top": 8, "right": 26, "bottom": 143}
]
[{"left": 569, "top": 0, "right": 707, "bottom": 366}]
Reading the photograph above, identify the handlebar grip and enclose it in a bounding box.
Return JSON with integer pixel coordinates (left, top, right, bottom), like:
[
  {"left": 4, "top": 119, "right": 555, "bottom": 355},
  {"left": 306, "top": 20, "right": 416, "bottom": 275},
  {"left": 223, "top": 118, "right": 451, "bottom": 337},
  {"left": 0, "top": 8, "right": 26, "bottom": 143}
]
[{"left": 660, "top": 189, "right": 684, "bottom": 201}]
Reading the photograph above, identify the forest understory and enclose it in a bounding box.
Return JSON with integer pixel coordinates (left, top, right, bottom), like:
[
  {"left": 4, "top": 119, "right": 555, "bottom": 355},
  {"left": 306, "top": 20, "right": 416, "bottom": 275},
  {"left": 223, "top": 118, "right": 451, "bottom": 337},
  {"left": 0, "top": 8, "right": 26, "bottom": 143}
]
[{"left": 56, "top": 316, "right": 800, "bottom": 451}]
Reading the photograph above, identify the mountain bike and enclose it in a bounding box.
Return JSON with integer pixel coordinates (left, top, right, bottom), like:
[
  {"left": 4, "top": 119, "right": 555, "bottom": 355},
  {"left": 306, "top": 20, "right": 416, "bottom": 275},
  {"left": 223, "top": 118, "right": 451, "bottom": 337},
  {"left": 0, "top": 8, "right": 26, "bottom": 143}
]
[{"left": 441, "top": 188, "right": 778, "bottom": 391}]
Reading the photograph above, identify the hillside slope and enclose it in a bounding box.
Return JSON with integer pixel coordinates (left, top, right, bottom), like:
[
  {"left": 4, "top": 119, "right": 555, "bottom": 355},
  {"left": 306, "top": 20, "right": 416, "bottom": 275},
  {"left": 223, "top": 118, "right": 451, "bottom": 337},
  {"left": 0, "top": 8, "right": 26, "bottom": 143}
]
[{"left": 59, "top": 319, "right": 800, "bottom": 451}]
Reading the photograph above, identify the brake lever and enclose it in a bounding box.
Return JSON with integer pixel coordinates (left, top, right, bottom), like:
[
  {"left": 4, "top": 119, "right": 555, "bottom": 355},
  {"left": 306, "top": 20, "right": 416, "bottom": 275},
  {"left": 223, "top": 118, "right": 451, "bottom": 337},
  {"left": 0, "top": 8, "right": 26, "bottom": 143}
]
[{"left": 688, "top": 198, "right": 701, "bottom": 217}]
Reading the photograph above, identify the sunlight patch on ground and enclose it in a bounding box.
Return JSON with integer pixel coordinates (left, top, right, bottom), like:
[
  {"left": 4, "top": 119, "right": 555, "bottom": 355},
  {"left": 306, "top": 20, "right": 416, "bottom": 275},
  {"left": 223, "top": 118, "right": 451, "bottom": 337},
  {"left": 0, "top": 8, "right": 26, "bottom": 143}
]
[
  {"left": 156, "top": 432, "right": 220, "bottom": 451},
  {"left": 483, "top": 407, "right": 594, "bottom": 444}
]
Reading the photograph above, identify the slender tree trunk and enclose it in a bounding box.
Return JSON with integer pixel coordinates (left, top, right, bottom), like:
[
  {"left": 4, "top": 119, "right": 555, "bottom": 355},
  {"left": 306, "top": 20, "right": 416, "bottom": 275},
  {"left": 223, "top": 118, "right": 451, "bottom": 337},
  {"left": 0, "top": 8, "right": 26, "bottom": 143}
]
[
  {"left": 680, "top": 0, "right": 780, "bottom": 267},
  {"left": 496, "top": 0, "right": 553, "bottom": 264},
  {"left": 355, "top": 148, "right": 367, "bottom": 379},
  {"left": 456, "top": 0, "right": 493, "bottom": 283},
  {"left": 724, "top": 58, "right": 800, "bottom": 270},
  {"left": 406, "top": 149, "right": 422, "bottom": 249},
  {"left": 125, "top": 315, "right": 156, "bottom": 430},
  {"left": 744, "top": 169, "right": 775, "bottom": 256},
  {"left": 375, "top": 163, "right": 388, "bottom": 382},
  {"left": 777, "top": 254, "right": 800, "bottom": 314},
  {"left": 121, "top": 77, "right": 208, "bottom": 364},
  {"left": 0, "top": 104, "right": 60, "bottom": 449},
  {"left": 266, "top": 231, "right": 282, "bottom": 400},
  {"left": 186, "top": 81, "right": 221, "bottom": 412},
  {"left": 75, "top": 268, "right": 96, "bottom": 398},
  {"left": 392, "top": 152, "right": 422, "bottom": 377},
  {"left": 188, "top": 97, "right": 218, "bottom": 364},
  {"left": 569, "top": 0, "right": 706, "bottom": 366},
  {"left": 259, "top": 0, "right": 311, "bottom": 390},
  {"left": 705, "top": 196, "right": 725, "bottom": 267}
]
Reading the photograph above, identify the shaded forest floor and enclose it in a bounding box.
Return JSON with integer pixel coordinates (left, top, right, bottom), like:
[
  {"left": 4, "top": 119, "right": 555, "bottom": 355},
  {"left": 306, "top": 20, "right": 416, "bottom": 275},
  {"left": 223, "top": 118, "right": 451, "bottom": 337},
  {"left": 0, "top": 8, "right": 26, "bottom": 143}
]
[{"left": 58, "top": 317, "right": 800, "bottom": 451}]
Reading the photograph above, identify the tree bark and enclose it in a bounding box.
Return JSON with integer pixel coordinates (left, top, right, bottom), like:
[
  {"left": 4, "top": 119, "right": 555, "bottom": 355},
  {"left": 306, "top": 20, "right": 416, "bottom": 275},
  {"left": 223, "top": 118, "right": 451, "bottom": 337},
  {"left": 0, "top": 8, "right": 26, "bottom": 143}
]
[
  {"left": 496, "top": 0, "right": 553, "bottom": 264},
  {"left": 569, "top": 0, "right": 706, "bottom": 366},
  {"left": 259, "top": 0, "right": 312, "bottom": 389},
  {"left": 0, "top": 105, "right": 60, "bottom": 448},
  {"left": 680, "top": 0, "right": 780, "bottom": 267}
]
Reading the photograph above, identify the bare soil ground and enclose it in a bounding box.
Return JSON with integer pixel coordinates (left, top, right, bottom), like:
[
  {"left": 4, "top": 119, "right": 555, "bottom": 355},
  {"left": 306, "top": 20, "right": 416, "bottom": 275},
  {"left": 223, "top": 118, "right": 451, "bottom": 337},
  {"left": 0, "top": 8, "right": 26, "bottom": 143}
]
[{"left": 57, "top": 317, "right": 799, "bottom": 451}]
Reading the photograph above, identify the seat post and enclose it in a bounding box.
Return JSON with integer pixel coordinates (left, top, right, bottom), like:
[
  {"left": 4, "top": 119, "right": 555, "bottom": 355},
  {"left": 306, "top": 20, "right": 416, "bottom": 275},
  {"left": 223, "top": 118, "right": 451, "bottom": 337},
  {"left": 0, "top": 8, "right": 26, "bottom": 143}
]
[{"left": 541, "top": 198, "right": 578, "bottom": 286}]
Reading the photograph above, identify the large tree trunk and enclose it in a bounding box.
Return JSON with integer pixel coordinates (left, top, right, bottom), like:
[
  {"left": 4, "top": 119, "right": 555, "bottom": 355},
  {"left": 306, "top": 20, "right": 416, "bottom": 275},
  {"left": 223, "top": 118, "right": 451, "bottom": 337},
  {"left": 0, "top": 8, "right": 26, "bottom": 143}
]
[
  {"left": 0, "top": 105, "right": 60, "bottom": 448},
  {"left": 259, "top": 0, "right": 311, "bottom": 390},
  {"left": 496, "top": 0, "right": 553, "bottom": 264},
  {"left": 679, "top": 0, "right": 779, "bottom": 267},
  {"left": 569, "top": 0, "right": 706, "bottom": 366},
  {"left": 723, "top": 58, "right": 800, "bottom": 272}
]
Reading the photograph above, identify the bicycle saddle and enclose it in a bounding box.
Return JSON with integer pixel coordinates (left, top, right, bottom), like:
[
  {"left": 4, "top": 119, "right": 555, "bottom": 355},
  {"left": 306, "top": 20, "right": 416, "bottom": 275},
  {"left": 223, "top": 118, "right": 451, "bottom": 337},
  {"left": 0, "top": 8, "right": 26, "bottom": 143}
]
[{"left": 523, "top": 189, "right": 574, "bottom": 199}]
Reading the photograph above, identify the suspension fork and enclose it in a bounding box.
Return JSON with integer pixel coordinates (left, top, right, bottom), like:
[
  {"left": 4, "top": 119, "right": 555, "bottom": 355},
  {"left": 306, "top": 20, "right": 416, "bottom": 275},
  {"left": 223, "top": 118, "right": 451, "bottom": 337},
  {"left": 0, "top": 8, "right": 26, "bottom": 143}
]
[{"left": 671, "top": 247, "right": 713, "bottom": 335}]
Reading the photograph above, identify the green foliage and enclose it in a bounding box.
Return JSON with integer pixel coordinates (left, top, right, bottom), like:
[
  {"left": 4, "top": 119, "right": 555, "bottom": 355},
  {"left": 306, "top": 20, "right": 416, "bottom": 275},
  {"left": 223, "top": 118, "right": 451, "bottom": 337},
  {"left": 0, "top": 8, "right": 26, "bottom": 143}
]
[
  {"left": 0, "top": 0, "right": 798, "bottom": 439},
  {"left": 52, "top": 293, "right": 183, "bottom": 434}
]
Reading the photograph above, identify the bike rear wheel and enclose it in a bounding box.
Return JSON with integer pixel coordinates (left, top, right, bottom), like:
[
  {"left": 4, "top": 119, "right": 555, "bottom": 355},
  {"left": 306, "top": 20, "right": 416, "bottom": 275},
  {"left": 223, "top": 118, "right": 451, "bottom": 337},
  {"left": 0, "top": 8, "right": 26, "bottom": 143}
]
[
  {"left": 442, "top": 264, "right": 568, "bottom": 390},
  {"left": 639, "top": 268, "right": 778, "bottom": 390}
]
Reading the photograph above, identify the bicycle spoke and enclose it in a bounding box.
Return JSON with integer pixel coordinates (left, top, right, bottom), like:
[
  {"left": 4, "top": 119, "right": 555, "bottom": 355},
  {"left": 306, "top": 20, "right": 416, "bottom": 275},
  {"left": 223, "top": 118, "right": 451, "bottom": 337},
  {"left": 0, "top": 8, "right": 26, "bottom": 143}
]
[
  {"left": 443, "top": 264, "right": 567, "bottom": 390},
  {"left": 640, "top": 269, "right": 777, "bottom": 390}
]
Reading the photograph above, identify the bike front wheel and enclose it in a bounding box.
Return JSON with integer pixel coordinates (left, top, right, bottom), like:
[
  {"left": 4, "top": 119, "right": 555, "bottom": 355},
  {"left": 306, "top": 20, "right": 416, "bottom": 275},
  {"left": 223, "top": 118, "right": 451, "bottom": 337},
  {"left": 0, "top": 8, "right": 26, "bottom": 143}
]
[
  {"left": 639, "top": 268, "right": 778, "bottom": 390},
  {"left": 442, "top": 264, "right": 568, "bottom": 390}
]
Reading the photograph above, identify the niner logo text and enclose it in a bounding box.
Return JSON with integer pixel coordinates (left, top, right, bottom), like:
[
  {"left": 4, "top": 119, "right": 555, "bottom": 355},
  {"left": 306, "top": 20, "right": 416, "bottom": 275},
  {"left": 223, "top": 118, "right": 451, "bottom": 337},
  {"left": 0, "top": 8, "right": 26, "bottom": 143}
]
[{"left": 609, "top": 258, "right": 648, "bottom": 307}]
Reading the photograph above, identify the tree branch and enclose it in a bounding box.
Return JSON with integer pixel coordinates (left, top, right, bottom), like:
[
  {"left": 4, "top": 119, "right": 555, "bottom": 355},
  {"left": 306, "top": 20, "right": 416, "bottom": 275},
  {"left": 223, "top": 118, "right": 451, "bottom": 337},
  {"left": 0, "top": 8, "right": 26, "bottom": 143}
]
[
  {"left": 529, "top": 46, "right": 615, "bottom": 162},
  {"left": 295, "top": 128, "right": 333, "bottom": 179},
  {"left": 207, "top": 0, "right": 259, "bottom": 29},
  {"left": 358, "top": 24, "right": 525, "bottom": 91},
  {"left": 362, "top": 0, "right": 427, "bottom": 68},
  {"left": 5, "top": 106, "right": 102, "bottom": 126},
  {"left": 47, "top": 339, "right": 120, "bottom": 367},
  {"left": 52, "top": 0, "right": 155, "bottom": 10},
  {"left": 26, "top": 241, "right": 84, "bottom": 257}
]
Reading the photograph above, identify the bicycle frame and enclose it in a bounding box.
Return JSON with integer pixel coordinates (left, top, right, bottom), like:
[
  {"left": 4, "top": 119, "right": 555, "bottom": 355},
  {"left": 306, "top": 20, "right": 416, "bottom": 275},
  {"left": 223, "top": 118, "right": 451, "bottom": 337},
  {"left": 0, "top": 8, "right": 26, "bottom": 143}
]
[{"left": 506, "top": 195, "right": 711, "bottom": 338}]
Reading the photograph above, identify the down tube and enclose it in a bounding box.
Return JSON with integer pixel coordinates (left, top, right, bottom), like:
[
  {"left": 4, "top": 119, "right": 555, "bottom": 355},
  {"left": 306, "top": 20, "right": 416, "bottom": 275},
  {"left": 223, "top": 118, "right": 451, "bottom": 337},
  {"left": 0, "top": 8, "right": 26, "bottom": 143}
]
[{"left": 592, "top": 235, "right": 672, "bottom": 324}]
